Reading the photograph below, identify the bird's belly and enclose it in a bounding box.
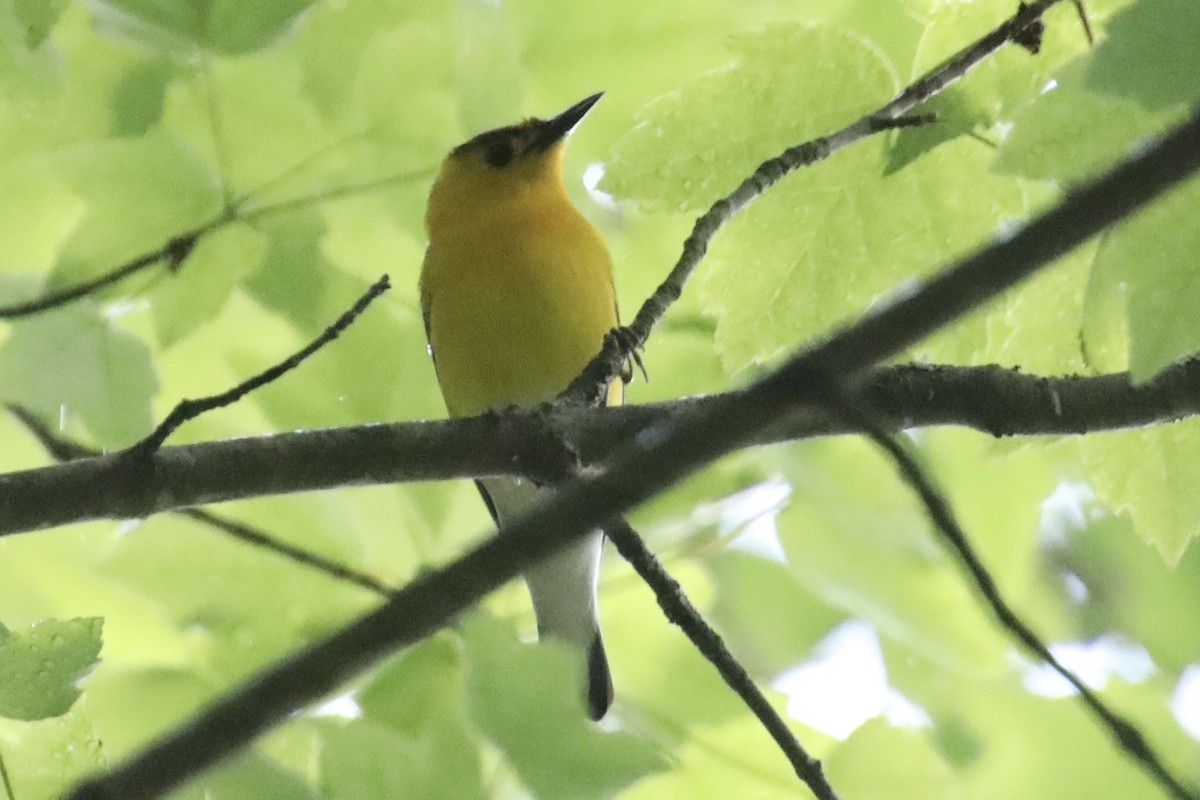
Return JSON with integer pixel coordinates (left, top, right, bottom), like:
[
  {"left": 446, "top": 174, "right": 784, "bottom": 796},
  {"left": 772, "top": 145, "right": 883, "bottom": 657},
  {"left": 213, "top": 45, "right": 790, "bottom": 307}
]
[{"left": 427, "top": 235, "right": 616, "bottom": 417}]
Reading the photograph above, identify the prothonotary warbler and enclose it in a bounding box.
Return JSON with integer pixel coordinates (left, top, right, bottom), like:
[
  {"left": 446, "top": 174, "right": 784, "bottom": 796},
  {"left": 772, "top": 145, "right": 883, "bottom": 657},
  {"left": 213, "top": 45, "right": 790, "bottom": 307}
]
[{"left": 420, "top": 93, "right": 621, "bottom": 719}]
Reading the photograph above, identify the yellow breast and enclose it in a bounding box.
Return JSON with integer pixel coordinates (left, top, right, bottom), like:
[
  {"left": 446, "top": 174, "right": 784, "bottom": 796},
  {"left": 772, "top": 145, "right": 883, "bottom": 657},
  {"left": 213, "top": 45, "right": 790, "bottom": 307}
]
[{"left": 421, "top": 200, "right": 618, "bottom": 417}]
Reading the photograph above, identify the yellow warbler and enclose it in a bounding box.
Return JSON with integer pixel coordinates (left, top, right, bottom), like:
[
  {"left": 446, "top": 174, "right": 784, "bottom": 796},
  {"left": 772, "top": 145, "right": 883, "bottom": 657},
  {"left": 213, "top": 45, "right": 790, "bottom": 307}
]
[{"left": 420, "top": 93, "right": 621, "bottom": 719}]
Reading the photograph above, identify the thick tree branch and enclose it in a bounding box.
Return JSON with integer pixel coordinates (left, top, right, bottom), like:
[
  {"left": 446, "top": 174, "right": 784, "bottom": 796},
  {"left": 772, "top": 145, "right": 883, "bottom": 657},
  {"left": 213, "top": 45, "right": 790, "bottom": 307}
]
[
  {"left": 63, "top": 100, "right": 1200, "bottom": 800},
  {"left": 6, "top": 359, "right": 1200, "bottom": 537}
]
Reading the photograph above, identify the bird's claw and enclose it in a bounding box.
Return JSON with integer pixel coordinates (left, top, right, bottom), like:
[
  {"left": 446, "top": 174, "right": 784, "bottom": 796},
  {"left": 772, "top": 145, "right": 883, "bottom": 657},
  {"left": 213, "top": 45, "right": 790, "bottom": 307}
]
[{"left": 609, "top": 325, "right": 648, "bottom": 384}]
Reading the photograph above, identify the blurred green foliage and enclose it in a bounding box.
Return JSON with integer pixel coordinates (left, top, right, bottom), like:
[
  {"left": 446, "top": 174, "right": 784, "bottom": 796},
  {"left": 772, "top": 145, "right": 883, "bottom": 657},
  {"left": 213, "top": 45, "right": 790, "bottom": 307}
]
[{"left": 0, "top": 0, "right": 1197, "bottom": 798}]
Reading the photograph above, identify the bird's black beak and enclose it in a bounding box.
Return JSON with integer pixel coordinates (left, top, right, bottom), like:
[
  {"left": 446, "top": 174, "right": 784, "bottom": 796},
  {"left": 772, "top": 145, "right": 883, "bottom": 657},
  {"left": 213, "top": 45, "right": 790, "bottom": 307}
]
[{"left": 533, "top": 92, "right": 603, "bottom": 151}]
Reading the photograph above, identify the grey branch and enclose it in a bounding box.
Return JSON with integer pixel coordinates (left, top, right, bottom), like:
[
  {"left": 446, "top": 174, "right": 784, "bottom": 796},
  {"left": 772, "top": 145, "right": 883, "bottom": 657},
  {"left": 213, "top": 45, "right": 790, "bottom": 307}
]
[{"left": 6, "top": 359, "right": 1200, "bottom": 538}]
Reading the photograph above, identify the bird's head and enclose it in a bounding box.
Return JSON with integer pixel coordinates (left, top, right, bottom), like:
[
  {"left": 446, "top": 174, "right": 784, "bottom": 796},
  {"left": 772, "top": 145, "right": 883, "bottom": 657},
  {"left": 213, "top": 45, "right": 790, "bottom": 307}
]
[{"left": 425, "top": 92, "right": 603, "bottom": 232}]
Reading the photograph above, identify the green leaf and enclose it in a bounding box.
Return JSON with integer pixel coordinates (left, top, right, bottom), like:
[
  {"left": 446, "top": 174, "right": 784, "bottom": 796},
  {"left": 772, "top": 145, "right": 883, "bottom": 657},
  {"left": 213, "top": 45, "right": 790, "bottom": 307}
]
[
  {"left": 887, "top": 0, "right": 1094, "bottom": 170},
  {"left": 825, "top": 719, "right": 956, "bottom": 800},
  {"left": 993, "top": 84, "right": 1165, "bottom": 183},
  {"left": 622, "top": 710, "right": 827, "bottom": 800},
  {"left": 604, "top": 24, "right": 898, "bottom": 215},
  {"left": 508, "top": 0, "right": 745, "bottom": 158},
  {"left": 0, "top": 707, "right": 107, "bottom": 800},
  {"left": 705, "top": 134, "right": 1025, "bottom": 373},
  {"left": 1053, "top": 511, "right": 1200, "bottom": 673},
  {"left": 151, "top": 222, "right": 265, "bottom": 348},
  {"left": 0, "top": 159, "right": 85, "bottom": 274},
  {"left": 605, "top": 24, "right": 1031, "bottom": 374},
  {"left": 462, "top": 615, "right": 666, "bottom": 800},
  {"left": 0, "top": 1, "right": 61, "bottom": 96},
  {"left": 0, "top": 306, "right": 158, "bottom": 447},
  {"left": 1092, "top": 174, "right": 1200, "bottom": 382},
  {"left": 0, "top": 4, "right": 176, "bottom": 149},
  {"left": 202, "top": 752, "right": 319, "bottom": 800},
  {"left": 358, "top": 636, "right": 465, "bottom": 736},
  {"left": 49, "top": 129, "right": 222, "bottom": 283},
  {"left": 707, "top": 550, "right": 842, "bottom": 678},
  {"left": 889, "top": 658, "right": 1199, "bottom": 799},
  {"left": 79, "top": 667, "right": 216, "bottom": 759},
  {"left": 98, "top": 513, "right": 378, "bottom": 682},
  {"left": 354, "top": 639, "right": 486, "bottom": 800},
  {"left": 91, "top": 0, "right": 318, "bottom": 55},
  {"left": 1080, "top": 418, "right": 1200, "bottom": 565},
  {"left": 1086, "top": 0, "right": 1200, "bottom": 111},
  {"left": 775, "top": 430, "right": 1054, "bottom": 672},
  {"left": 160, "top": 54, "right": 336, "bottom": 201},
  {"left": 599, "top": 558, "right": 756, "bottom": 728},
  {"left": 247, "top": 269, "right": 445, "bottom": 428},
  {"left": 319, "top": 716, "right": 484, "bottom": 800},
  {"left": 12, "top": 0, "right": 70, "bottom": 48},
  {"left": 296, "top": 0, "right": 458, "bottom": 173},
  {"left": 983, "top": 245, "right": 1091, "bottom": 375},
  {"left": 0, "top": 618, "right": 102, "bottom": 720}
]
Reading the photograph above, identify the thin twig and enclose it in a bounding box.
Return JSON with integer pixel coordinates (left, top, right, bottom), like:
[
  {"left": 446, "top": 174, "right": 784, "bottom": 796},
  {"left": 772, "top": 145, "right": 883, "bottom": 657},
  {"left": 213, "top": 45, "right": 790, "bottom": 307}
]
[
  {"left": 61, "top": 83, "right": 1200, "bottom": 800},
  {"left": 226, "top": 130, "right": 375, "bottom": 209},
  {"left": 0, "top": 165, "right": 428, "bottom": 322},
  {"left": 827, "top": 393, "right": 1195, "bottom": 800},
  {"left": 1071, "top": 0, "right": 1095, "bottom": 46},
  {"left": 0, "top": 228, "right": 216, "bottom": 319},
  {"left": 0, "top": 751, "right": 15, "bottom": 800},
  {"left": 178, "top": 509, "right": 392, "bottom": 596},
  {"left": 604, "top": 519, "right": 837, "bottom": 800},
  {"left": 129, "top": 274, "right": 391, "bottom": 454},
  {"left": 235, "top": 168, "right": 437, "bottom": 223},
  {"left": 565, "top": 0, "right": 1070, "bottom": 401},
  {"left": 5, "top": 405, "right": 392, "bottom": 597}
]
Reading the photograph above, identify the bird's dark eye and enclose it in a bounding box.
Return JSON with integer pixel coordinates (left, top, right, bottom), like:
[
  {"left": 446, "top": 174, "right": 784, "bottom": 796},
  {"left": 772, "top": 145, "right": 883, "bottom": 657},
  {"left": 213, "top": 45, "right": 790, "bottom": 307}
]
[{"left": 484, "top": 140, "right": 514, "bottom": 167}]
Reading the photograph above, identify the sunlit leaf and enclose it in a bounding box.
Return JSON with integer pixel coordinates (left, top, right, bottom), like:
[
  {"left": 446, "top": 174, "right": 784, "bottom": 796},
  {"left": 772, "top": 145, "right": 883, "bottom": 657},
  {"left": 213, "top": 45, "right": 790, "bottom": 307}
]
[{"left": 1080, "top": 418, "right": 1200, "bottom": 565}]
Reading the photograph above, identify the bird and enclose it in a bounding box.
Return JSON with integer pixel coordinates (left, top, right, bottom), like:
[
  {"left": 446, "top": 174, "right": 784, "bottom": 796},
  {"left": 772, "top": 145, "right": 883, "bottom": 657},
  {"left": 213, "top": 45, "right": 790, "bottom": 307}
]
[{"left": 420, "top": 92, "right": 622, "bottom": 720}]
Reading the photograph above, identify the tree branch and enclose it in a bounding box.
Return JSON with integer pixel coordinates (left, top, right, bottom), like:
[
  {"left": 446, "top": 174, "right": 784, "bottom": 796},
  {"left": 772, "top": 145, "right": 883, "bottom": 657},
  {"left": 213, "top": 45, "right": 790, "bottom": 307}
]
[
  {"left": 566, "top": 0, "right": 1072, "bottom": 401},
  {"left": 62, "top": 96, "right": 1200, "bottom": 800},
  {"left": 605, "top": 519, "right": 838, "bottom": 799},
  {"left": 129, "top": 274, "right": 391, "bottom": 454},
  {"left": 0, "top": 168, "right": 428, "bottom": 321},
  {"left": 7, "top": 358, "right": 1200, "bottom": 537},
  {"left": 0, "top": 229, "right": 211, "bottom": 319},
  {"left": 829, "top": 393, "right": 1195, "bottom": 800},
  {"left": 5, "top": 405, "right": 394, "bottom": 595}
]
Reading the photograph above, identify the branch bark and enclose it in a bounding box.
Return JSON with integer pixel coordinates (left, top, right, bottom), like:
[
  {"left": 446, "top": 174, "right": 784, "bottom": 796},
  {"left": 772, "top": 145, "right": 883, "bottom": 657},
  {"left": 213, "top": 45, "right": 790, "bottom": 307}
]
[{"left": 6, "top": 359, "right": 1200, "bottom": 537}]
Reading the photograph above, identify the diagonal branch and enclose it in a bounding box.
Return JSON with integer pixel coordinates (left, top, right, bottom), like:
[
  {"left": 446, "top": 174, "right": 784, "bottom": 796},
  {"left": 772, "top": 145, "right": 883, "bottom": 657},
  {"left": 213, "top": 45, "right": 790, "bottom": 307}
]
[
  {"left": 604, "top": 519, "right": 838, "bottom": 800},
  {"left": 62, "top": 92, "right": 1200, "bottom": 800},
  {"left": 129, "top": 274, "right": 391, "bottom": 454},
  {"left": 0, "top": 229, "right": 215, "bottom": 319},
  {"left": 566, "top": 0, "right": 1072, "bottom": 401},
  {"left": 827, "top": 391, "right": 1195, "bottom": 800},
  {"left": 0, "top": 168, "right": 428, "bottom": 321}
]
